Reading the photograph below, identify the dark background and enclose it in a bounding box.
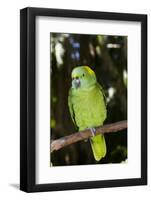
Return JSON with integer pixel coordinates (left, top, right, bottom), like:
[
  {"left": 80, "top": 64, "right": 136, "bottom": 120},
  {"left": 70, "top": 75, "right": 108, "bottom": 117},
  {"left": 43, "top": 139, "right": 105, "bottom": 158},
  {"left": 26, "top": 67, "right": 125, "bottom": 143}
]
[{"left": 50, "top": 33, "right": 127, "bottom": 166}]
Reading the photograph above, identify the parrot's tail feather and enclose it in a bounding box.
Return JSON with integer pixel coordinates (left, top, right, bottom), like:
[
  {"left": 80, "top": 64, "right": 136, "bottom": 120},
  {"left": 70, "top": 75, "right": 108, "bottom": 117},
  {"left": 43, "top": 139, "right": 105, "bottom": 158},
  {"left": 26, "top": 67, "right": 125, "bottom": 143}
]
[{"left": 90, "top": 134, "right": 106, "bottom": 161}]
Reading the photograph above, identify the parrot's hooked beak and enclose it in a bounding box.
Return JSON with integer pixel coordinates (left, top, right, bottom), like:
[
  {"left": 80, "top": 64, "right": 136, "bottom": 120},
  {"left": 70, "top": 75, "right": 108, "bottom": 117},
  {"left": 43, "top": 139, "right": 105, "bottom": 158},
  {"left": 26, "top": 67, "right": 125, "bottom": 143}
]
[{"left": 72, "top": 77, "right": 81, "bottom": 89}]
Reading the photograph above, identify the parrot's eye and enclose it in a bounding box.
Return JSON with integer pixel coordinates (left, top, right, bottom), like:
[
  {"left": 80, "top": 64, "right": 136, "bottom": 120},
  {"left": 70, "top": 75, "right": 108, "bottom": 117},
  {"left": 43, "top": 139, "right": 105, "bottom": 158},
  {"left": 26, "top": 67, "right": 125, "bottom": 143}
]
[{"left": 82, "top": 73, "right": 85, "bottom": 77}]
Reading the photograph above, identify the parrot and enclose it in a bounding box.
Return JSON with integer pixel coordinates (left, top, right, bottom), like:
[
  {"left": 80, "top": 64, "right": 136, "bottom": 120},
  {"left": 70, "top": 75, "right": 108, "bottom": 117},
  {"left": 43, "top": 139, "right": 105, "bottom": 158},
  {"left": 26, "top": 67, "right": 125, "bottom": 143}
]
[{"left": 68, "top": 66, "right": 107, "bottom": 161}]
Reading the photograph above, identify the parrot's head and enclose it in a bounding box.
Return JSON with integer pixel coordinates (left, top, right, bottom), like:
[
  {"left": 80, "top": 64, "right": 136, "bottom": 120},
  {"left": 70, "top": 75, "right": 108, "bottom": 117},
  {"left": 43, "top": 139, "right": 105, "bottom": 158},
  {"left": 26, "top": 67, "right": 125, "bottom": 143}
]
[{"left": 71, "top": 66, "right": 97, "bottom": 89}]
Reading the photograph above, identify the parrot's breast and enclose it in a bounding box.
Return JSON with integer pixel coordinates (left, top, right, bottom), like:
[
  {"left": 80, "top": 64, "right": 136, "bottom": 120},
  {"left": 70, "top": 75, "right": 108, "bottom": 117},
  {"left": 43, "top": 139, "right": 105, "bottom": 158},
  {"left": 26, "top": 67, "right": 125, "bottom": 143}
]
[{"left": 71, "top": 85, "right": 107, "bottom": 131}]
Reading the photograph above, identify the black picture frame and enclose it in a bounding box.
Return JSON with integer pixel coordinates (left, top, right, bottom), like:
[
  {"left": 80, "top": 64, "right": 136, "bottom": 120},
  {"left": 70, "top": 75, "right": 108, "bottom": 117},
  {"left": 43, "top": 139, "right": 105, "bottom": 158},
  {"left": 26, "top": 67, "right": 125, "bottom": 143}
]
[{"left": 20, "top": 7, "right": 147, "bottom": 192}]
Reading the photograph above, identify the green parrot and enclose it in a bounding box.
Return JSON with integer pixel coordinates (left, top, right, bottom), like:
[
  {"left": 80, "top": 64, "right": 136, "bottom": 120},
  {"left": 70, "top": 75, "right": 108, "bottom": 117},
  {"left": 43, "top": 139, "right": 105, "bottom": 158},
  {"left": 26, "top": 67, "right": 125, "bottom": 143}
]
[{"left": 68, "top": 66, "right": 107, "bottom": 161}]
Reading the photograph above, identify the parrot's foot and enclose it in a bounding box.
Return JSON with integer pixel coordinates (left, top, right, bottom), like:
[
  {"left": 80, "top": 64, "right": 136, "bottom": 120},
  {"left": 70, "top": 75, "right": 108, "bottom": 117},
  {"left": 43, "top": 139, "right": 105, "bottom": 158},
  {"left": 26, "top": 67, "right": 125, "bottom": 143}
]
[{"left": 89, "top": 127, "right": 96, "bottom": 137}]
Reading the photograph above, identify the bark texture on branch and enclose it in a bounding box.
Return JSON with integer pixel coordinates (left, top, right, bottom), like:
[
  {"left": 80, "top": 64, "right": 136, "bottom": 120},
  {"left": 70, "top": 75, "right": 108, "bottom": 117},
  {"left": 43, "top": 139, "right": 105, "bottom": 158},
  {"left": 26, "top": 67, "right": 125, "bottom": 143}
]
[{"left": 51, "top": 120, "right": 127, "bottom": 153}]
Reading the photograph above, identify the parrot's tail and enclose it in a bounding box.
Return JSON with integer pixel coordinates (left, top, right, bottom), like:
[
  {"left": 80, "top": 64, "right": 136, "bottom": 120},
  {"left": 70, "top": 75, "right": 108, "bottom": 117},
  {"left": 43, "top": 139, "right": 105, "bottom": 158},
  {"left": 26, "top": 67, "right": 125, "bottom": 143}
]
[{"left": 90, "top": 134, "right": 106, "bottom": 161}]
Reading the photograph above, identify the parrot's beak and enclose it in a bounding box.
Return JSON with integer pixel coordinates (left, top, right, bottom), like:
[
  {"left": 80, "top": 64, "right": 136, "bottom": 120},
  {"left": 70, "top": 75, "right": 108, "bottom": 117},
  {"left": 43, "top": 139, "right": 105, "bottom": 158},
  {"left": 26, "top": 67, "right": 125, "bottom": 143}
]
[{"left": 72, "top": 78, "right": 81, "bottom": 89}]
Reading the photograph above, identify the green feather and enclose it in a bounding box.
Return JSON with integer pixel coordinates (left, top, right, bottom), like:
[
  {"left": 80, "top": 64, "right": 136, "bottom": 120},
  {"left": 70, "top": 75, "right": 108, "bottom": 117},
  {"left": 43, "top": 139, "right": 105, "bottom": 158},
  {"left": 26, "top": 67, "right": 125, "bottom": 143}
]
[
  {"left": 68, "top": 66, "right": 107, "bottom": 161},
  {"left": 90, "top": 134, "right": 106, "bottom": 161}
]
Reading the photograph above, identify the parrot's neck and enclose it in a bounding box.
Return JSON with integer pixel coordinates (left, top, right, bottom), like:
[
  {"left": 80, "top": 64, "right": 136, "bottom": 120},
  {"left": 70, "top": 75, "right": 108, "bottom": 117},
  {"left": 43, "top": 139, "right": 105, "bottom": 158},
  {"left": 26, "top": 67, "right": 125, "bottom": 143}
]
[{"left": 72, "top": 83, "right": 97, "bottom": 94}]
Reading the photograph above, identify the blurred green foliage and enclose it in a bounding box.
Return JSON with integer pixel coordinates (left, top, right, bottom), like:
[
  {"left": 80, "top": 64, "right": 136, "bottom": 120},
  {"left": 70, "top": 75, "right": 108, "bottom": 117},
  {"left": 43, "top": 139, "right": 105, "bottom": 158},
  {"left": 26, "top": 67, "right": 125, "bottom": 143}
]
[{"left": 50, "top": 33, "right": 127, "bottom": 166}]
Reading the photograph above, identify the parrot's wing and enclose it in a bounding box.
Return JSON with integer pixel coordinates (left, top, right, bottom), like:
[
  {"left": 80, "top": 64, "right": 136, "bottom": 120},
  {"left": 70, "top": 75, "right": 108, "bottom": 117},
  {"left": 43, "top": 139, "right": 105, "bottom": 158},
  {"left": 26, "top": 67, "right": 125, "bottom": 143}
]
[
  {"left": 68, "top": 88, "right": 78, "bottom": 129},
  {"left": 97, "top": 83, "right": 107, "bottom": 106}
]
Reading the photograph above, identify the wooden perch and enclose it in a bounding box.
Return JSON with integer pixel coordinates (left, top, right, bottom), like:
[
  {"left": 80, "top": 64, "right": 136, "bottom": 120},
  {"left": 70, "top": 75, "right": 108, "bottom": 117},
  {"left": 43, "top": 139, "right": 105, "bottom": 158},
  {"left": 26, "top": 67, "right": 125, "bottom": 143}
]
[{"left": 51, "top": 120, "right": 127, "bottom": 153}]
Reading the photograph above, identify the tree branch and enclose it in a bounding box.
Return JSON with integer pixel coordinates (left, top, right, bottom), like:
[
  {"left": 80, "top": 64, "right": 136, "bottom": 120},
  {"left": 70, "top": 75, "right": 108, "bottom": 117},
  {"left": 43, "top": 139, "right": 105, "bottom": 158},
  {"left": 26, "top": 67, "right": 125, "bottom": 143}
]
[{"left": 51, "top": 120, "right": 127, "bottom": 153}]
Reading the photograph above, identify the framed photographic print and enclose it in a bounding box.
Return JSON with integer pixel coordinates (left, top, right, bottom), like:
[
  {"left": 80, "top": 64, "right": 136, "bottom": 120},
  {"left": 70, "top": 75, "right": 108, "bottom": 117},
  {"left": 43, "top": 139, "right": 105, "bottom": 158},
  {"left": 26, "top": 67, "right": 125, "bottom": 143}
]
[{"left": 20, "top": 7, "right": 147, "bottom": 192}]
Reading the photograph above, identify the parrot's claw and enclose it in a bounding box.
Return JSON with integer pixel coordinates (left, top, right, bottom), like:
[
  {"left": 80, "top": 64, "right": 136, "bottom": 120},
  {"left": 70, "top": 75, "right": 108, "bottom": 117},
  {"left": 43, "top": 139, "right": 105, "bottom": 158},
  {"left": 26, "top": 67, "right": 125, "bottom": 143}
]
[{"left": 89, "top": 127, "right": 96, "bottom": 137}]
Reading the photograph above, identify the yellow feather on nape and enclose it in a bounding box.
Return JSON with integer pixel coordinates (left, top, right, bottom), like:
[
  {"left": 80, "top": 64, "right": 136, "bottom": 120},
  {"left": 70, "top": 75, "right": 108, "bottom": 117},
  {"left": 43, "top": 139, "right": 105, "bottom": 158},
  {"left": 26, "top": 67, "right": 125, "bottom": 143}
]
[{"left": 84, "top": 66, "right": 95, "bottom": 75}]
